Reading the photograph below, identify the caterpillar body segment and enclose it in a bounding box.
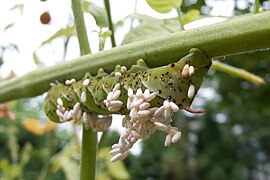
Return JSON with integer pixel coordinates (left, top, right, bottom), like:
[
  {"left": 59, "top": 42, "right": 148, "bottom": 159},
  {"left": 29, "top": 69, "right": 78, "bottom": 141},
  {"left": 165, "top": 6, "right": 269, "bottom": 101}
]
[{"left": 141, "top": 48, "right": 211, "bottom": 108}]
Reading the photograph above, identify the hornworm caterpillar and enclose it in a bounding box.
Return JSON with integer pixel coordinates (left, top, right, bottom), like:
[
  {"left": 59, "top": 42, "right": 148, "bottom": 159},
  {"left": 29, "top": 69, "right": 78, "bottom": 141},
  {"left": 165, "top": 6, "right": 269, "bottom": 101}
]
[
  {"left": 45, "top": 48, "right": 211, "bottom": 162},
  {"left": 45, "top": 48, "right": 212, "bottom": 123}
]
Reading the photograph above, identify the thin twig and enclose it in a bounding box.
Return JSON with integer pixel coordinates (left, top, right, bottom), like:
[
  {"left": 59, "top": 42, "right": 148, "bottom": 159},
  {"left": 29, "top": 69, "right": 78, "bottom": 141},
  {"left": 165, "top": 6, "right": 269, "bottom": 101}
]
[
  {"left": 175, "top": 7, "right": 184, "bottom": 30},
  {"left": 212, "top": 60, "right": 265, "bottom": 85},
  {"left": 104, "top": 0, "right": 116, "bottom": 47}
]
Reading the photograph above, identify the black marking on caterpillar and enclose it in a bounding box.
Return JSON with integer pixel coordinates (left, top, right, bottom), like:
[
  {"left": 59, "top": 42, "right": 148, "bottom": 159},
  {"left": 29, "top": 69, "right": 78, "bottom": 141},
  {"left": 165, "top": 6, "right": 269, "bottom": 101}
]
[{"left": 45, "top": 48, "right": 212, "bottom": 123}]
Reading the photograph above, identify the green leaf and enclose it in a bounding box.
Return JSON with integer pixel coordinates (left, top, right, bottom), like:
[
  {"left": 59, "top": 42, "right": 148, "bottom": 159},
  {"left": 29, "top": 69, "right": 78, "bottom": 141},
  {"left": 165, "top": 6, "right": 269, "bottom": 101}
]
[
  {"left": 33, "top": 52, "right": 40, "bottom": 65},
  {"left": 101, "top": 30, "right": 112, "bottom": 39},
  {"left": 182, "top": 10, "right": 200, "bottom": 24},
  {"left": 84, "top": 1, "right": 108, "bottom": 28},
  {"left": 4, "top": 23, "right": 15, "bottom": 31},
  {"left": 115, "top": 20, "right": 124, "bottom": 29},
  {"left": 123, "top": 21, "right": 172, "bottom": 44},
  {"left": 128, "top": 13, "right": 161, "bottom": 23},
  {"left": 10, "top": 4, "right": 24, "bottom": 14},
  {"left": 61, "top": 157, "right": 80, "bottom": 180},
  {"left": 39, "top": 26, "right": 74, "bottom": 48},
  {"left": 50, "top": 143, "right": 79, "bottom": 180},
  {"left": 98, "top": 147, "right": 130, "bottom": 180},
  {"left": 0, "top": 159, "right": 21, "bottom": 179},
  {"left": 19, "top": 142, "right": 33, "bottom": 167},
  {"left": 0, "top": 56, "right": 3, "bottom": 66},
  {"left": 0, "top": 159, "right": 10, "bottom": 171},
  {"left": 123, "top": 12, "right": 200, "bottom": 44},
  {"left": 106, "top": 158, "right": 130, "bottom": 180},
  {"left": 146, "top": 0, "right": 182, "bottom": 13}
]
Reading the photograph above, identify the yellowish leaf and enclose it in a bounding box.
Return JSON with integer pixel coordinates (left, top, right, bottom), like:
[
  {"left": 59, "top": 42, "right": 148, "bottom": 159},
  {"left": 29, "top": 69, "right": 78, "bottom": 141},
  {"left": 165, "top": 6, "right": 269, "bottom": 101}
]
[{"left": 23, "top": 118, "right": 56, "bottom": 136}]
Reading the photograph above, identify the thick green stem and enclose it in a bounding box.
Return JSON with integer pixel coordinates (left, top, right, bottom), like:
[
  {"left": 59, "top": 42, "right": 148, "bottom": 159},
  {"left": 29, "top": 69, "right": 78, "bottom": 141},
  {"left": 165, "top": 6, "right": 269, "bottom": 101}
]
[
  {"left": 0, "top": 12, "right": 270, "bottom": 103},
  {"left": 71, "top": 0, "right": 97, "bottom": 180},
  {"left": 80, "top": 125, "right": 97, "bottom": 180},
  {"left": 104, "top": 0, "right": 116, "bottom": 47}
]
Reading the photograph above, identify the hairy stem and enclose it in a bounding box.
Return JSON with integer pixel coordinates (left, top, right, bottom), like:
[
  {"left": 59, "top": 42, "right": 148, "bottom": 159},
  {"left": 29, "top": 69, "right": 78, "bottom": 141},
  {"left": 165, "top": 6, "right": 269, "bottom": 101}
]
[
  {"left": 71, "top": 0, "right": 97, "bottom": 180},
  {"left": 0, "top": 12, "right": 270, "bottom": 103}
]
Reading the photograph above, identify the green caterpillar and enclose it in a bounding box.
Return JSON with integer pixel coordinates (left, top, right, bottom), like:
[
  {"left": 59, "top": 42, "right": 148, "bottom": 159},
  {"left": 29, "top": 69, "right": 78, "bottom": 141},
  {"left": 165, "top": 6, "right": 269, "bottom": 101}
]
[{"left": 45, "top": 48, "right": 211, "bottom": 123}]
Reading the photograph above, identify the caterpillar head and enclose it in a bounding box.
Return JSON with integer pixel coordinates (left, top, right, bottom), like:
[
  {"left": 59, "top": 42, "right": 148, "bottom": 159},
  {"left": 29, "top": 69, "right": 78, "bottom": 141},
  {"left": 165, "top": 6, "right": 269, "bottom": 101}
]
[
  {"left": 45, "top": 82, "right": 82, "bottom": 123},
  {"left": 141, "top": 48, "right": 211, "bottom": 109}
]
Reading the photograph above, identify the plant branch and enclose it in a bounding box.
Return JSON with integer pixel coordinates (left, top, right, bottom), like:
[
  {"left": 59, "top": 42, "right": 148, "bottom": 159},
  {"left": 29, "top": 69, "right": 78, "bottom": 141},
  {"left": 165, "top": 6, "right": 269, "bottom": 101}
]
[
  {"left": 80, "top": 125, "right": 97, "bottom": 180},
  {"left": 98, "top": 131, "right": 108, "bottom": 149},
  {"left": 129, "top": 0, "right": 138, "bottom": 31},
  {"left": 254, "top": 0, "right": 260, "bottom": 14},
  {"left": 71, "top": 0, "right": 97, "bottom": 180},
  {"left": 72, "top": 0, "right": 91, "bottom": 54},
  {"left": 212, "top": 60, "right": 265, "bottom": 85},
  {"left": 0, "top": 12, "right": 270, "bottom": 103},
  {"left": 104, "top": 0, "right": 116, "bottom": 47},
  {"left": 175, "top": 7, "right": 184, "bottom": 30}
]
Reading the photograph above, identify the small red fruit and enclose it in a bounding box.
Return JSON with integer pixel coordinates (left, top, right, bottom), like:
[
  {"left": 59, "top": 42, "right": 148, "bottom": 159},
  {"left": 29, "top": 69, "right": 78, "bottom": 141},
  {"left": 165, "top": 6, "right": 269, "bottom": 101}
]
[{"left": 40, "top": 12, "right": 51, "bottom": 24}]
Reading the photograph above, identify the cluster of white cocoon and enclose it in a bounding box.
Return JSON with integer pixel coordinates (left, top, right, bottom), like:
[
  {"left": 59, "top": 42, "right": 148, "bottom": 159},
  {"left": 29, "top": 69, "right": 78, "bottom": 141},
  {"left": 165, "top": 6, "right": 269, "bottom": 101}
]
[
  {"left": 103, "top": 83, "right": 123, "bottom": 111},
  {"left": 55, "top": 78, "right": 83, "bottom": 123},
  {"left": 109, "top": 88, "right": 181, "bottom": 162},
  {"left": 182, "top": 64, "right": 196, "bottom": 99},
  {"left": 65, "top": 78, "right": 76, "bottom": 86},
  {"left": 56, "top": 98, "right": 82, "bottom": 123},
  {"left": 182, "top": 64, "right": 195, "bottom": 77},
  {"left": 56, "top": 78, "right": 113, "bottom": 132}
]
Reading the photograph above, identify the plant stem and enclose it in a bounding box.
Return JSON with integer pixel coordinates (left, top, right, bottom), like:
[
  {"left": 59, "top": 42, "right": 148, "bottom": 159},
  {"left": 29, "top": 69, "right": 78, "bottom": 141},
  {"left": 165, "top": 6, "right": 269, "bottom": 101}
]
[
  {"left": 71, "top": 0, "right": 91, "bottom": 55},
  {"left": 0, "top": 12, "right": 270, "bottom": 103},
  {"left": 212, "top": 60, "right": 265, "bottom": 85},
  {"left": 98, "top": 131, "right": 108, "bottom": 149},
  {"left": 254, "top": 0, "right": 260, "bottom": 14},
  {"left": 175, "top": 7, "right": 184, "bottom": 30},
  {"left": 71, "top": 0, "right": 97, "bottom": 180},
  {"left": 129, "top": 0, "right": 138, "bottom": 31},
  {"left": 80, "top": 125, "right": 97, "bottom": 180},
  {"left": 104, "top": 0, "right": 116, "bottom": 47}
]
